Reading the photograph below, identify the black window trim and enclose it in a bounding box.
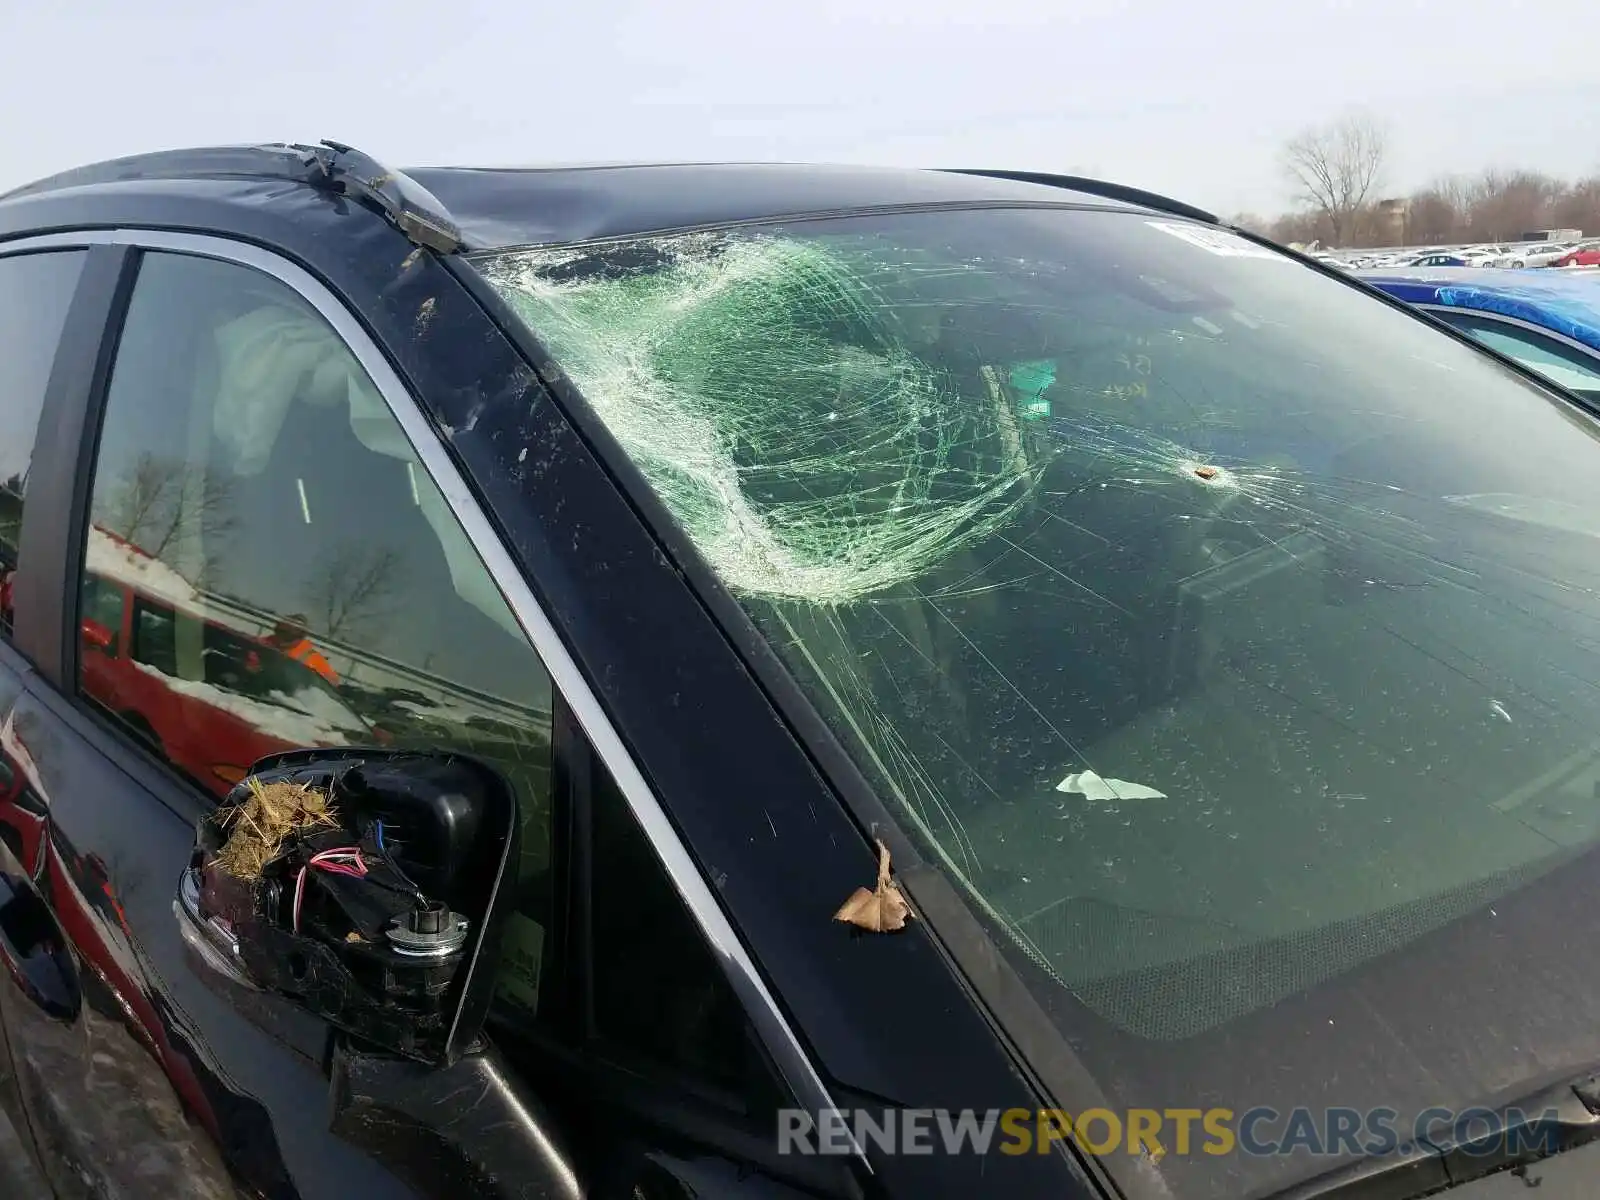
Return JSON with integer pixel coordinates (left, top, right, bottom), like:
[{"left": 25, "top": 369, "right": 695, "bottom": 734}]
[
  {"left": 1417, "top": 303, "right": 1600, "bottom": 368},
  {"left": 3, "top": 239, "right": 131, "bottom": 682},
  {"left": 0, "top": 226, "right": 854, "bottom": 1163}
]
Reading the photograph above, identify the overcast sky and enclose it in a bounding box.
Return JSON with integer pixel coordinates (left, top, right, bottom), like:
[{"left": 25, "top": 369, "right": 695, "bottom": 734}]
[{"left": 2, "top": 0, "right": 1593, "bottom": 215}]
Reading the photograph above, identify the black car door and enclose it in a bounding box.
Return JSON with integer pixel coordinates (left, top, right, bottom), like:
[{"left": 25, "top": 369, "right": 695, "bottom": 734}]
[
  {"left": 0, "top": 241, "right": 94, "bottom": 1198},
  {"left": 0, "top": 229, "right": 592, "bottom": 1199},
  {"left": 0, "top": 233, "right": 467, "bottom": 1198}
]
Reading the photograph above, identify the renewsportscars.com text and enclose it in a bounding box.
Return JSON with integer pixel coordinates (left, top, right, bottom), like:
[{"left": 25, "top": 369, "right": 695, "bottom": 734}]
[{"left": 777, "top": 1105, "right": 1565, "bottom": 1159}]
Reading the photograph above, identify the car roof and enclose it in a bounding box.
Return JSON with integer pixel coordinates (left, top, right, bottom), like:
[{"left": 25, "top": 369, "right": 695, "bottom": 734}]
[
  {"left": 0, "top": 142, "right": 1212, "bottom": 251},
  {"left": 1358, "top": 267, "right": 1600, "bottom": 352},
  {"left": 407, "top": 162, "right": 1185, "bottom": 246}
]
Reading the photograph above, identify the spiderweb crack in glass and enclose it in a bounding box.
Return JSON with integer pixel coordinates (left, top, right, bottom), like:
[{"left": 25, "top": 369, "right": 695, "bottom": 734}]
[
  {"left": 472, "top": 205, "right": 1600, "bottom": 1200},
  {"left": 480, "top": 234, "right": 1045, "bottom": 603}
]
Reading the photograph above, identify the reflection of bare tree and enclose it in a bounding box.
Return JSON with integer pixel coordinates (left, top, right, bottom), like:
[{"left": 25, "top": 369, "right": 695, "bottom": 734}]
[
  {"left": 96, "top": 453, "right": 236, "bottom": 569},
  {"left": 304, "top": 543, "right": 405, "bottom": 639}
]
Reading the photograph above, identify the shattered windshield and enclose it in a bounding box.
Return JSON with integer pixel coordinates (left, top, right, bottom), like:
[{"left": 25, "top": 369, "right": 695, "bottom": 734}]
[{"left": 479, "top": 209, "right": 1600, "bottom": 1194}]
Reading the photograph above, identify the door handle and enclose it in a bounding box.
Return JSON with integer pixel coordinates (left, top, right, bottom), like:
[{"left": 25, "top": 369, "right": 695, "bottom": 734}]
[
  {"left": 174, "top": 866, "right": 259, "bottom": 992},
  {"left": 0, "top": 870, "right": 80, "bottom": 1021}
]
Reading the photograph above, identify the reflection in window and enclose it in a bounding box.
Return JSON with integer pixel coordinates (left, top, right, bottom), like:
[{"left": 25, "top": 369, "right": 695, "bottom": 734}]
[
  {"left": 130, "top": 597, "right": 177, "bottom": 677},
  {"left": 79, "top": 575, "right": 125, "bottom": 655},
  {"left": 1438, "top": 311, "right": 1600, "bottom": 397},
  {"left": 0, "top": 250, "right": 87, "bottom": 637},
  {"left": 76, "top": 249, "right": 557, "bottom": 932}
]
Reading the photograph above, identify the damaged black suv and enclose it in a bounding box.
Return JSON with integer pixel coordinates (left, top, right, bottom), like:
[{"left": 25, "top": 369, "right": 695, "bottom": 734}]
[{"left": 4, "top": 143, "right": 1600, "bottom": 1200}]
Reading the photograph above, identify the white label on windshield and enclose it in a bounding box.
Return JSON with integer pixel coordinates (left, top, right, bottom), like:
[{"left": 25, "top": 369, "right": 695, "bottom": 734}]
[
  {"left": 1146, "top": 221, "right": 1285, "bottom": 260},
  {"left": 494, "top": 913, "right": 545, "bottom": 1015},
  {"left": 1056, "top": 769, "right": 1168, "bottom": 801}
]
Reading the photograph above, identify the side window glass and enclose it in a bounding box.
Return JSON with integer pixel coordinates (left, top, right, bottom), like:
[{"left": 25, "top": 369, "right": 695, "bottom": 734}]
[
  {"left": 0, "top": 250, "right": 88, "bottom": 637},
  {"left": 1439, "top": 311, "right": 1600, "bottom": 398},
  {"left": 76, "top": 248, "right": 556, "bottom": 923}
]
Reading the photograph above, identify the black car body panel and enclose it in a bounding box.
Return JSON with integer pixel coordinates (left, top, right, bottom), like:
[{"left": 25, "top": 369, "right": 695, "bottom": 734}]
[
  {"left": 404, "top": 161, "right": 1144, "bottom": 247},
  {"left": 1, "top": 153, "right": 1146, "bottom": 254}
]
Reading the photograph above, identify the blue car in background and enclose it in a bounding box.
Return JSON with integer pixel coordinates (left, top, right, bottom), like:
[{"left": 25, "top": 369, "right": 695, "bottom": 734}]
[
  {"left": 1405, "top": 253, "right": 1473, "bottom": 267},
  {"left": 1360, "top": 267, "right": 1600, "bottom": 402}
]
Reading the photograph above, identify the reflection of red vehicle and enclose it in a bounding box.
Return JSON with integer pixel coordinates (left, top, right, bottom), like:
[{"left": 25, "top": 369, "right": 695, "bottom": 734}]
[
  {"left": 0, "top": 726, "right": 232, "bottom": 1182},
  {"left": 79, "top": 568, "right": 378, "bottom": 799},
  {"left": 0, "top": 566, "right": 16, "bottom": 636}
]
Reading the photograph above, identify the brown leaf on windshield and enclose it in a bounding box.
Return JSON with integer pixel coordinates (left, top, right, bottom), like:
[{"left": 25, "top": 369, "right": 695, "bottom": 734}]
[{"left": 834, "top": 838, "right": 912, "bottom": 932}]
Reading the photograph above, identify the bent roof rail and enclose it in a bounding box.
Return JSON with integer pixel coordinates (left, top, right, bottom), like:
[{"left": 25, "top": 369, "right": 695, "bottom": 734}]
[
  {"left": 943, "top": 168, "right": 1218, "bottom": 225},
  {"left": 1, "top": 140, "right": 462, "bottom": 254}
]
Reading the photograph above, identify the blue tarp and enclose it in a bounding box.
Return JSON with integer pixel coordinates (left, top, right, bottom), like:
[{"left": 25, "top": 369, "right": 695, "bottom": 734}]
[
  {"left": 1434, "top": 280, "right": 1600, "bottom": 353},
  {"left": 1362, "top": 268, "right": 1600, "bottom": 353}
]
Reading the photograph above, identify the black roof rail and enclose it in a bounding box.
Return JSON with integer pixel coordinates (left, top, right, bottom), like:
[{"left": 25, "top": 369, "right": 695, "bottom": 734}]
[
  {"left": 0, "top": 144, "right": 296, "bottom": 202},
  {"left": 2, "top": 140, "right": 462, "bottom": 253},
  {"left": 942, "top": 169, "right": 1218, "bottom": 225}
]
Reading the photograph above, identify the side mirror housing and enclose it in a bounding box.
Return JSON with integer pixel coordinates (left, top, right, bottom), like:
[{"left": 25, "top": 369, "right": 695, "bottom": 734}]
[
  {"left": 178, "top": 748, "right": 519, "bottom": 1065},
  {"left": 328, "top": 1038, "right": 581, "bottom": 1200}
]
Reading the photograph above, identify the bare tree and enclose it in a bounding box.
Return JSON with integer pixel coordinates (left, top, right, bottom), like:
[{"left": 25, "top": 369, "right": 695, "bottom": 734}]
[
  {"left": 303, "top": 543, "right": 406, "bottom": 640},
  {"left": 1228, "top": 211, "right": 1272, "bottom": 236},
  {"left": 1462, "top": 169, "right": 1561, "bottom": 241},
  {"left": 1282, "top": 114, "right": 1390, "bottom": 247},
  {"left": 1408, "top": 182, "right": 1461, "bottom": 244},
  {"left": 1268, "top": 210, "right": 1324, "bottom": 248},
  {"left": 1550, "top": 176, "right": 1600, "bottom": 233},
  {"left": 1256, "top": 162, "right": 1600, "bottom": 250}
]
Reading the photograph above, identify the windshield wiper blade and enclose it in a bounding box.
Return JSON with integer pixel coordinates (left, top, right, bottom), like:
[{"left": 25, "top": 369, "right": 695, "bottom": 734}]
[{"left": 1275, "top": 1072, "right": 1600, "bottom": 1199}]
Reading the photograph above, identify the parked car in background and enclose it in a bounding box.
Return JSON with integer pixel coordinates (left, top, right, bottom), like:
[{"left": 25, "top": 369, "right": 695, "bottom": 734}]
[
  {"left": 1360, "top": 266, "right": 1600, "bottom": 402},
  {"left": 1554, "top": 242, "right": 1600, "bottom": 268},
  {"left": 1498, "top": 243, "right": 1571, "bottom": 268},
  {"left": 1408, "top": 251, "right": 1475, "bottom": 267}
]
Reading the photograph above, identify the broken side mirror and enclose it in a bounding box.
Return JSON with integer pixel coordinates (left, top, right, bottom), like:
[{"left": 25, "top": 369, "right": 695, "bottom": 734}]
[{"left": 174, "top": 747, "right": 519, "bottom": 1065}]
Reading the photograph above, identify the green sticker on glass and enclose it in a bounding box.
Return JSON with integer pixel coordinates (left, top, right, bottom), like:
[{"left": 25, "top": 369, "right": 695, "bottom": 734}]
[{"left": 1009, "top": 359, "right": 1056, "bottom": 420}]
